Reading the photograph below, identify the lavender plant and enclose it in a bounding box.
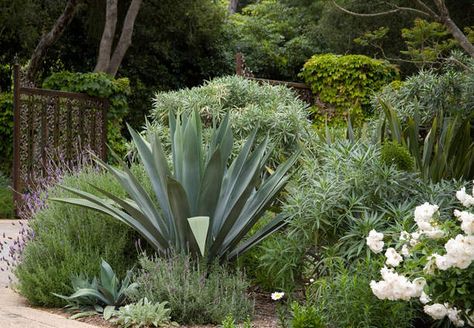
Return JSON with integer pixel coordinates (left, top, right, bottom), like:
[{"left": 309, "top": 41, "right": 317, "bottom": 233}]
[{"left": 0, "top": 148, "right": 95, "bottom": 281}]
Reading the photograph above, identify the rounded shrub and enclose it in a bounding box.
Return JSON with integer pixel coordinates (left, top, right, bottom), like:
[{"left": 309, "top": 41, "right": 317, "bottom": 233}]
[
  {"left": 300, "top": 54, "right": 399, "bottom": 125},
  {"left": 14, "top": 168, "right": 140, "bottom": 306},
  {"left": 146, "top": 75, "right": 312, "bottom": 166},
  {"left": 130, "top": 254, "right": 253, "bottom": 325},
  {"left": 374, "top": 67, "right": 474, "bottom": 125},
  {"left": 380, "top": 141, "right": 414, "bottom": 171}
]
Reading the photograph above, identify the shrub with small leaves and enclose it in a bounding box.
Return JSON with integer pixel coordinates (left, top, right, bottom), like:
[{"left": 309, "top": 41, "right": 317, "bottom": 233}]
[
  {"left": 113, "top": 298, "right": 174, "bottom": 328},
  {"left": 129, "top": 254, "right": 253, "bottom": 325},
  {"left": 146, "top": 75, "right": 311, "bottom": 167},
  {"left": 380, "top": 141, "right": 414, "bottom": 171},
  {"left": 300, "top": 53, "right": 399, "bottom": 125}
]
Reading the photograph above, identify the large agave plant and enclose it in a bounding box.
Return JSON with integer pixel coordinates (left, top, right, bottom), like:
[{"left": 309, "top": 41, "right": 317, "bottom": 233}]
[{"left": 53, "top": 111, "right": 299, "bottom": 262}]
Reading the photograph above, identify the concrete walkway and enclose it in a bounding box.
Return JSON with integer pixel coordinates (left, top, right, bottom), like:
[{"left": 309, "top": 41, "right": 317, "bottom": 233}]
[{"left": 0, "top": 220, "right": 97, "bottom": 327}]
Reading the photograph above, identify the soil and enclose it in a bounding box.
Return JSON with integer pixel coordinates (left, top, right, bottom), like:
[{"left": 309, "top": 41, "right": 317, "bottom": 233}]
[{"left": 39, "top": 290, "right": 279, "bottom": 328}]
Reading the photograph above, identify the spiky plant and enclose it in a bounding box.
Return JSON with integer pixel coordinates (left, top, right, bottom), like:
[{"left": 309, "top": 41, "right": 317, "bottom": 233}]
[{"left": 53, "top": 111, "right": 299, "bottom": 262}]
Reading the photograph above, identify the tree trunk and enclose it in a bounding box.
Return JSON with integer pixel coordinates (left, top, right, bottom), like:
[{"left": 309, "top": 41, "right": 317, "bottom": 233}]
[
  {"left": 106, "top": 0, "right": 142, "bottom": 77},
  {"left": 26, "top": 0, "right": 82, "bottom": 84},
  {"left": 94, "top": 0, "right": 118, "bottom": 73},
  {"left": 228, "top": 0, "right": 239, "bottom": 14},
  {"left": 432, "top": 0, "right": 474, "bottom": 58}
]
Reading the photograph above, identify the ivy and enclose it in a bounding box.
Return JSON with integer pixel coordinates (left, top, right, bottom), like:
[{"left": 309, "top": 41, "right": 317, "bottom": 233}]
[
  {"left": 300, "top": 54, "right": 399, "bottom": 125},
  {"left": 43, "top": 71, "right": 131, "bottom": 156}
]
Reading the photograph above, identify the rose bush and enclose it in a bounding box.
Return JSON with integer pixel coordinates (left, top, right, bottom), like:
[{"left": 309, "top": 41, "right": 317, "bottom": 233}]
[{"left": 366, "top": 183, "right": 474, "bottom": 327}]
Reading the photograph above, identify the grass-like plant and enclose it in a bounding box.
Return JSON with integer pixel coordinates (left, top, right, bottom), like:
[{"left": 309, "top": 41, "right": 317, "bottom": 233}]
[
  {"left": 378, "top": 99, "right": 474, "bottom": 182},
  {"left": 53, "top": 111, "right": 299, "bottom": 262}
]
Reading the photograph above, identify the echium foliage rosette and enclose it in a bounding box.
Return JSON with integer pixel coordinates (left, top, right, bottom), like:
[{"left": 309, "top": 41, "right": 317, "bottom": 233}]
[{"left": 52, "top": 110, "right": 299, "bottom": 262}]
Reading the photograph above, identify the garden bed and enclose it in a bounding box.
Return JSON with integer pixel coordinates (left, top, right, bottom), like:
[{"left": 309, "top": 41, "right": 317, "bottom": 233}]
[{"left": 41, "top": 291, "right": 278, "bottom": 328}]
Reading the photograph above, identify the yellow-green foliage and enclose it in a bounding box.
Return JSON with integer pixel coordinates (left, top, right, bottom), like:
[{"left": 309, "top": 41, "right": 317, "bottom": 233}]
[{"left": 300, "top": 54, "right": 399, "bottom": 125}]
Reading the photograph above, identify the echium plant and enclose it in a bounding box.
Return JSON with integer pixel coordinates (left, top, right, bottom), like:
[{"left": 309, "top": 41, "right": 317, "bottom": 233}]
[
  {"left": 53, "top": 111, "right": 299, "bottom": 262},
  {"left": 366, "top": 183, "right": 474, "bottom": 327}
]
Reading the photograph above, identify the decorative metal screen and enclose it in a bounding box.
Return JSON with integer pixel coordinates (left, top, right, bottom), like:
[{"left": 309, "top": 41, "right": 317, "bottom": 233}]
[
  {"left": 12, "top": 65, "right": 108, "bottom": 206},
  {"left": 235, "top": 52, "right": 315, "bottom": 105}
]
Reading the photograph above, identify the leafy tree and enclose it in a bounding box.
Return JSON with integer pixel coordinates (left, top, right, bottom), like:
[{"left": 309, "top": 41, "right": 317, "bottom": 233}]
[
  {"left": 332, "top": 0, "right": 474, "bottom": 59},
  {"left": 227, "top": 0, "right": 327, "bottom": 81},
  {"left": 401, "top": 18, "right": 458, "bottom": 67}
]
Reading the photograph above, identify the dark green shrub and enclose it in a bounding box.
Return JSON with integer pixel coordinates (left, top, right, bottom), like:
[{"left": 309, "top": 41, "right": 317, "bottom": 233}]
[
  {"left": 380, "top": 141, "right": 414, "bottom": 171},
  {"left": 15, "top": 168, "right": 138, "bottom": 306},
  {"left": 0, "top": 172, "right": 13, "bottom": 219},
  {"left": 306, "top": 260, "right": 415, "bottom": 328},
  {"left": 42, "top": 71, "right": 131, "bottom": 156},
  {"left": 300, "top": 54, "right": 399, "bottom": 125},
  {"left": 0, "top": 92, "right": 13, "bottom": 174},
  {"left": 0, "top": 63, "right": 11, "bottom": 92},
  {"left": 130, "top": 254, "right": 253, "bottom": 325}
]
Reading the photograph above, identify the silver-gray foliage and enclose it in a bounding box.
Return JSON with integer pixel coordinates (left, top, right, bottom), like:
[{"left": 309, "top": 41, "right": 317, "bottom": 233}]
[{"left": 145, "top": 75, "right": 312, "bottom": 166}]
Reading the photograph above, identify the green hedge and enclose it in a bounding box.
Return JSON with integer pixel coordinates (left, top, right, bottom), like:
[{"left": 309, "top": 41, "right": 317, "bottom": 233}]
[
  {"left": 43, "top": 71, "right": 131, "bottom": 156},
  {"left": 300, "top": 54, "right": 399, "bottom": 125},
  {"left": 0, "top": 92, "right": 13, "bottom": 174}
]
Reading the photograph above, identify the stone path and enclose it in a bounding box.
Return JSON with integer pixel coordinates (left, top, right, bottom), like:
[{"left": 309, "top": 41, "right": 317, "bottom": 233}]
[{"left": 0, "top": 219, "right": 97, "bottom": 327}]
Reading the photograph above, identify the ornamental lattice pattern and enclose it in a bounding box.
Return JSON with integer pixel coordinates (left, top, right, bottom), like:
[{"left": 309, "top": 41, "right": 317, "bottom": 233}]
[{"left": 13, "top": 65, "right": 108, "bottom": 206}]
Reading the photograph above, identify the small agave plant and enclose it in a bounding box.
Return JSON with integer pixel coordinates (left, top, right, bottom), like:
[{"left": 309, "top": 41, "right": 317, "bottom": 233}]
[
  {"left": 53, "top": 111, "right": 299, "bottom": 262},
  {"left": 53, "top": 259, "right": 138, "bottom": 320}
]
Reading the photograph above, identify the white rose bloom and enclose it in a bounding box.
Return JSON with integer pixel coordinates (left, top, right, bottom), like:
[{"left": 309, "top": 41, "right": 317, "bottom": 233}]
[
  {"left": 385, "top": 247, "right": 403, "bottom": 267},
  {"left": 366, "top": 229, "right": 384, "bottom": 253},
  {"left": 419, "top": 291, "right": 431, "bottom": 304},
  {"left": 456, "top": 186, "right": 474, "bottom": 208},
  {"left": 413, "top": 277, "right": 426, "bottom": 295},
  {"left": 434, "top": 253, "right": 451, "bottom": 271},
  {"left": 415, "top": 202, "right": 439, "bottom": 223},
  {"left": 423, "top": 255, "right": 436, "bottom": 274},
  {"left": 447, "top": 307, "right": 465, "bottom": 327},
  {"left": 424, "top": 228, "right": 445, "bottom": 239},
  {"left": 400, "top": 231, "right": 411, "bottom": 242},
  {"left": 454, "top": 210, "right": 474, "bottom": 235},
  {"left": 401, "top": 244, "right": 410, "bottom": 257},
  {"left": 370, "top": 267, "right": 421, "bottom": 301},
  {"left": 444, "top": 235, "right": 474, "bottom": 269},
  {"left": 410, "top": 232, "right": 421, "bottom": 246},
  {"left": 424, "top": 303, "right": 448, "bottom": 320}
]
